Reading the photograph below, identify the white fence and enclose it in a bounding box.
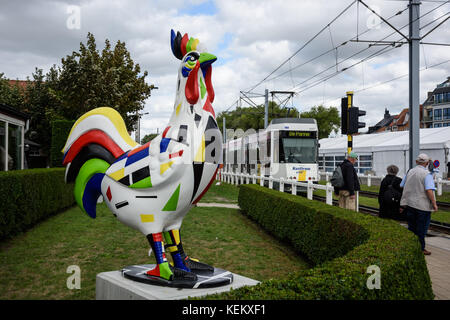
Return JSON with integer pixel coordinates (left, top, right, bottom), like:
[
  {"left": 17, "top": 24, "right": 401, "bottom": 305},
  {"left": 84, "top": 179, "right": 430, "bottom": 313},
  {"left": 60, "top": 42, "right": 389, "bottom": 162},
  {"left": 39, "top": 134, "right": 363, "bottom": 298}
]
[
  {"left": 320, "top": 171, "right": 449, "bottom": 196},
  {"left": 217, "top": 170, "right": 348, "bottom": 210}
]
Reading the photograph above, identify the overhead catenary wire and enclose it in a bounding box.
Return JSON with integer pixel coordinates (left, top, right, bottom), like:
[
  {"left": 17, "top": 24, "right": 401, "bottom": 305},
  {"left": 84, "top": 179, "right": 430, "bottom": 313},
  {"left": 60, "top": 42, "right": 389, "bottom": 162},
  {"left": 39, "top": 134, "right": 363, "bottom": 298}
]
[
  {"left": 295, "top": 45, "right": 397, "bottom": 94},
  {"left": 318, "top": 58, "right": 450, "bottom": 106},
  {"left": 245, "top": 0, "right": 357, "bottom": 93},
  {"left": 226, "top": 1, "right": 449, "bottom": 114},
  {"left": 262, "top": 4, "right": 409, "bottom": 84},
  {"left": 286, "top": 0, "right": 450, "bottom": 95}
]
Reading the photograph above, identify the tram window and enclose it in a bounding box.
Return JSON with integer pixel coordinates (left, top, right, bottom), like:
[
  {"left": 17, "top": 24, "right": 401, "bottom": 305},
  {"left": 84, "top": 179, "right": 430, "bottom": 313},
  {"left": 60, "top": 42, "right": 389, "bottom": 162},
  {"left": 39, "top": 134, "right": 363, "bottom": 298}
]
[{"left": 279, "top": 138, "right": 317, "bottom": 163}]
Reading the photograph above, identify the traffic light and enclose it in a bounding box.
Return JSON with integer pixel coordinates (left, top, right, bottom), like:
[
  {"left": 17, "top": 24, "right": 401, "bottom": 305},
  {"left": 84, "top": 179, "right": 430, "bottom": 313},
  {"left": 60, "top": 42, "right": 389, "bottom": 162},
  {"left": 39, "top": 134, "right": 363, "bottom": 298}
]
[
  {"left": 341, "top": 97, "right": 348, "bottom": 134},
  {"left": 348, "top": 106, "right": 366, "bottom": 134}
]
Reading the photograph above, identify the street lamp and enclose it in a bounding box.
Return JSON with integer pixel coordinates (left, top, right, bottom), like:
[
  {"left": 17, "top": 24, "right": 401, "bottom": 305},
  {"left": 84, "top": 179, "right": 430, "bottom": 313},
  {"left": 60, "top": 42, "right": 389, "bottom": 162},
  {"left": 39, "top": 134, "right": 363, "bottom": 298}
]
[
  {"left": 136, "top": 85, "right": 158, "bottom": 143},
  {"left": 136, "top": 111, "right": 149, "bottom": 144}
]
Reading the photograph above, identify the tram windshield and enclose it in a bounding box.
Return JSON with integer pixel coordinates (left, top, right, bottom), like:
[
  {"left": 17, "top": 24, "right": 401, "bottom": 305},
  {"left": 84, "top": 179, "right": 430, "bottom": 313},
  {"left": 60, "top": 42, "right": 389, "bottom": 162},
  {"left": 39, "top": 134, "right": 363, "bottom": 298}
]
[{"left": 278, "top": 131, "right": 317, "bottom": 163}]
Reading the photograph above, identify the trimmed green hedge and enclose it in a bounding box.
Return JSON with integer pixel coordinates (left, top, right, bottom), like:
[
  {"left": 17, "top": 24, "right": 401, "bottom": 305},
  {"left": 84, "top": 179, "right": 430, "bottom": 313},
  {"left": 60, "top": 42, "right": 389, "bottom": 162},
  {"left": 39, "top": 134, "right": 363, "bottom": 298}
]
[
  {"left": 212, "top": 184, "right": 433, "bottom": 300},
  {"left": 0, "top": 168, "right": 75, "bottom": 240},
  {"left": 51, "top": 120, "right": 74, "bottom": 167}
]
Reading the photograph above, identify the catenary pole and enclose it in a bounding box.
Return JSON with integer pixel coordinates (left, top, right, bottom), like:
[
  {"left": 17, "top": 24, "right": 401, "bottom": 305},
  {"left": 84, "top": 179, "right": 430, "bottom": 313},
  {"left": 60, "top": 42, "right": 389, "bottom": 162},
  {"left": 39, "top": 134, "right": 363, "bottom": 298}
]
[
  {"left": 409, "top": 0, "right": 421, "bottom": 169},
  {"left": 264, "top": 89, "right": 269, "bottom": 128}
]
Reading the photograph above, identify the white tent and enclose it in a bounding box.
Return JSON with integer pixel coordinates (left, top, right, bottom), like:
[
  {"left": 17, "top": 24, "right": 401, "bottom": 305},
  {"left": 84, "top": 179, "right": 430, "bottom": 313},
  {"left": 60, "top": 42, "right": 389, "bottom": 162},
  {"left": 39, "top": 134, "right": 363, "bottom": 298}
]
[{"left": 319, "top": 127, "right": 450, "bottom": 177}]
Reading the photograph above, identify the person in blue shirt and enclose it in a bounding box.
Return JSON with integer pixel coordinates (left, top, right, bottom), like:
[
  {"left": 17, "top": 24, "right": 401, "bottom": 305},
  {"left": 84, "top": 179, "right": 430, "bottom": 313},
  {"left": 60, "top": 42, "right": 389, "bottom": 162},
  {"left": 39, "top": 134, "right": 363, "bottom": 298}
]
[{"left": 399, "top": 153, "right": 438, "bottom": 255}]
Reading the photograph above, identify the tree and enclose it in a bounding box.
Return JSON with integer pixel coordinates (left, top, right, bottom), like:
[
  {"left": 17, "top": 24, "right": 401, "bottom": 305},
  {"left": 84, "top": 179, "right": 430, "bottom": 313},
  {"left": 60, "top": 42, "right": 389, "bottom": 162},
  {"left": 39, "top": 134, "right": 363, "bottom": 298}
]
[
  {"left": 53, "top": 33, "right": 151, "bottom": 131},
  {"left": 0, "top": 74, "right": 25, "bottom": 108},
  {"left": 300, "top": 105, "right": 340, "bottom": 139},
  {"left": 141, "top": 133, "right": 158, "bottom": 144},
  {"left": 22, "top": 68, "right": 63, "bottom": 156},
  {"left": 216, "top": 101, "right": 300, "bottom": 134},
  {"left": 0, "top": 33, "right": 152, "bottom": 161}
]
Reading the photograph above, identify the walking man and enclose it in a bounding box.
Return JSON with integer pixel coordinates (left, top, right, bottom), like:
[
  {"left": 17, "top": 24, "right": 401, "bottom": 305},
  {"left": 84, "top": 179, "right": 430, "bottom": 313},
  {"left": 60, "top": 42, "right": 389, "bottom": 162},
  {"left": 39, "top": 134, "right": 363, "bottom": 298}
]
[
  {"left": 400, "top": 153, "right": 438, "bottom": 255},
  {"left": 335, "top": 152, "right": 360, "bottom": 210}
]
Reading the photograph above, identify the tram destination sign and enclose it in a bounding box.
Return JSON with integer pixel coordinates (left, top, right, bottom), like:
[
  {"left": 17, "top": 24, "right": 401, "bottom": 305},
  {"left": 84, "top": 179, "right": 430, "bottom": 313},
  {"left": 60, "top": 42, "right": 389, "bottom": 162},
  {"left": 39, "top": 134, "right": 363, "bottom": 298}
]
[{"left": 281, "top": 130, "right": 317, "bottom": 139}]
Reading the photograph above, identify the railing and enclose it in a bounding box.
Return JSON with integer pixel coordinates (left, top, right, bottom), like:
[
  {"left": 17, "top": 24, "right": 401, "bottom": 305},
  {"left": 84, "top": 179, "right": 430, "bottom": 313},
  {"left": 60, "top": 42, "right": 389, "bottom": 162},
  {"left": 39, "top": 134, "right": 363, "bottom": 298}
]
[
  {"left": 436, "top": 178, "right": 450, "bottom": 196},
  {"left": 217, "top": 170, "right": 343, "bottom": 209},
  {"left": 320, "top": 171, "right": 384, "bottom": 187},
  {"left": 320, "top": 171, "right": 449, "bottom": 196}
]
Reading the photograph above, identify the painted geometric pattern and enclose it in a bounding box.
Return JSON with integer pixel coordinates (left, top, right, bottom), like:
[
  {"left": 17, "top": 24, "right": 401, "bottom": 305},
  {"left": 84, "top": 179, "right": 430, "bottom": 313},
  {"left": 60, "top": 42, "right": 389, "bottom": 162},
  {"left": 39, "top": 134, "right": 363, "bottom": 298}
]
[
  {"left": 106, "top": 143, "right": 152, "bottom": 188},
  {"left": 105, "top": 124, "right": 187, "bottom": 189}
]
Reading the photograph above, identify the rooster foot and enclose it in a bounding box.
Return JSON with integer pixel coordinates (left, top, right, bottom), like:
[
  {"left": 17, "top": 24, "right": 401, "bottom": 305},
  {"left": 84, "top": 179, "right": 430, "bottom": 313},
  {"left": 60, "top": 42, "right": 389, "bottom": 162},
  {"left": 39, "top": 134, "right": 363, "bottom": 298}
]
[
  {"left": 184, "top": 256, "right": 214, "bottom": 273},
  {"left": 146, "top": 262, "right": 198, "bottom": 282}
]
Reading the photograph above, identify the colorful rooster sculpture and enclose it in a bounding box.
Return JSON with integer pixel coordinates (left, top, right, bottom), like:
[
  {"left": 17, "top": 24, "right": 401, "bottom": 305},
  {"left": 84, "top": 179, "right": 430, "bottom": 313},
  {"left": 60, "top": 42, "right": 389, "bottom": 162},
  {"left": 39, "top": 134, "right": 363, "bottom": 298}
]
[{"left": 62, "top": 30, "right": 225, "bottom": 287}]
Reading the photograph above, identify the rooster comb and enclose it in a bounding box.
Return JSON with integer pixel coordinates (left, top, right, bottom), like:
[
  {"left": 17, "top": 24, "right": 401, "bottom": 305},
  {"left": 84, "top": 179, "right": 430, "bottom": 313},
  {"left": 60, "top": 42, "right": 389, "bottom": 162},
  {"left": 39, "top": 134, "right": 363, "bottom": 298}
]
[{"left": 171, "top": 29, "right": 203, "bottom": 60}]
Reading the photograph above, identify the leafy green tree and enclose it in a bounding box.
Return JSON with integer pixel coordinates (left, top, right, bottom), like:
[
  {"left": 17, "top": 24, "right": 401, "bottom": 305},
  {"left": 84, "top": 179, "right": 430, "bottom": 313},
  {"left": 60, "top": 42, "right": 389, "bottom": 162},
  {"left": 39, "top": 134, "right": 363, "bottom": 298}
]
[
  {"left": 0, "top": 74, "right": 25, "bottom": 108},
  {"left": 22, "top": 68, "right": 63, "bottom": 157},
  {"left": 0, "top": 33, "right": 152, "bottom": 161},
  {"left": 141, "top": 133, "right": 158, "bottom": 144},
  {"left": 300, "top": 105, "right": 340, "bottom": 139},
  {"left": 53, "top": 33, "right": 151, "bottom": 131},
  {"left": 216, "top": 101, "right": 300, "bottom": 133}
]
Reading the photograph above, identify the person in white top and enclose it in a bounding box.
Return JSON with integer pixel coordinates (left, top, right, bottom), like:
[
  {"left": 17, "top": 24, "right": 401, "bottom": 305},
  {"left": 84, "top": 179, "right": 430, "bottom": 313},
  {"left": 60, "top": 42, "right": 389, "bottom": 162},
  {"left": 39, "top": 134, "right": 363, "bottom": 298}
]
[{"left": 399, "top": 153, "right": 438, "bottom": 255}]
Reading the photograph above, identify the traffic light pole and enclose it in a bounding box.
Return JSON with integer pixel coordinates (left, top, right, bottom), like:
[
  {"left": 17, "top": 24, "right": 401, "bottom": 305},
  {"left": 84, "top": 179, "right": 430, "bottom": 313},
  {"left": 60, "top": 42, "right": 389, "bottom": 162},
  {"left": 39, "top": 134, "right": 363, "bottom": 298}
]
[{"left": 347, "top": 91, "right": 353, "bottom": 155}]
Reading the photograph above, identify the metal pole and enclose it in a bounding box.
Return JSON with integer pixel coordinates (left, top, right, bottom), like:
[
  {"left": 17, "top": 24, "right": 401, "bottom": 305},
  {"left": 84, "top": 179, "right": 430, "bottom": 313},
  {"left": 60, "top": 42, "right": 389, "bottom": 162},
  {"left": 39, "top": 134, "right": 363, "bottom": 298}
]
[
  {"left": 223, "top": 116, "right": 226, "bottom": 143},
  {"left": 409, "top": 0, "right": 420, "bottom": 169},
  {"left": 136, "top": 111, "right": 140, "bottom": 143},
  {"left": 264, "top": 89, "right": 269, "bottom": 128}
]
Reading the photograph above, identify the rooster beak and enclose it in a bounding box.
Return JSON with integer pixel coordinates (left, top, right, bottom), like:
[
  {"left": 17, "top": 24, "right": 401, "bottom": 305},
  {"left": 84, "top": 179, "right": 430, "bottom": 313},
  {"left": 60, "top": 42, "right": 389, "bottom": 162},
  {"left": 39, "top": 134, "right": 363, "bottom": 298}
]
[{"left": 199, "top": 52, "right": 217, "bottom": 69}]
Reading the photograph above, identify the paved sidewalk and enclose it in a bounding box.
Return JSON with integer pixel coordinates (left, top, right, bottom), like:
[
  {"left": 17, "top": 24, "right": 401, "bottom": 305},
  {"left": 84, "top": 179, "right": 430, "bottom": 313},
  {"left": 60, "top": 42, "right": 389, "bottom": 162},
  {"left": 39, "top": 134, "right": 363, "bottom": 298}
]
[
  {"left": 425, "top": 236, "right": 450, "bottom": 300},
  {"left": 196, "top": 203, "right": 240, "bottom": 209}
]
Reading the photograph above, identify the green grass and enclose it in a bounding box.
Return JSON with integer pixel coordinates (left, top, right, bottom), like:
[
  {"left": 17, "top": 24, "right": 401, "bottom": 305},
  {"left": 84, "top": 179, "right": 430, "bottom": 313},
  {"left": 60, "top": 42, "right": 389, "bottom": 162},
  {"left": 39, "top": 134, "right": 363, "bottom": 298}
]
[
  {"left": 432, "top": 211, "right": 450, "bottom": 224},
  {"left": 199, "top": 181, "right": 240, "bottom": 203},
  {"left": 0, "top": 195, "right": 309, "bottom": 299}
]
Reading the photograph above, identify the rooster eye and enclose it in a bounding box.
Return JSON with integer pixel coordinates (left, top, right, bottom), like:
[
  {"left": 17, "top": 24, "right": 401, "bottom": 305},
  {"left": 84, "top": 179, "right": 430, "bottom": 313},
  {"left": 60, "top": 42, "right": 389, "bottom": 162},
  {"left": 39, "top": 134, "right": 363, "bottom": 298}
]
[
  {"left": 182, "top": 52, "right": 200, "bottom": 77},
  {"left": 185, "top": 52, "right": 200, "bottom": 62}
]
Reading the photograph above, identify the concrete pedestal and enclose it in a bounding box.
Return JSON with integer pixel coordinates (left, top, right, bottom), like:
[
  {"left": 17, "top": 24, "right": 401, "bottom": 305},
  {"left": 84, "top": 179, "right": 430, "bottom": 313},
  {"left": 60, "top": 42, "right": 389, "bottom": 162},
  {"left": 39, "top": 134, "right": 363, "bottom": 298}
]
[{"left": 96, "top": 270, "right": 260, "bottom": 300}]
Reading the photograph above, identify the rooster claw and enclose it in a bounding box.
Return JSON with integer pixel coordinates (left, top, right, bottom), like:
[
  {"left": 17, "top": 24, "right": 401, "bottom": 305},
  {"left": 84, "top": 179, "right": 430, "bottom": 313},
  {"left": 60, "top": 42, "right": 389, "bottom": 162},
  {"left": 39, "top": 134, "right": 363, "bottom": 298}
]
[
  {"left": 184, "top": 256, "right": 214, "bottom": 272},
  {"left": 170, "top": 265, "right": 198, "bottom": 282}
]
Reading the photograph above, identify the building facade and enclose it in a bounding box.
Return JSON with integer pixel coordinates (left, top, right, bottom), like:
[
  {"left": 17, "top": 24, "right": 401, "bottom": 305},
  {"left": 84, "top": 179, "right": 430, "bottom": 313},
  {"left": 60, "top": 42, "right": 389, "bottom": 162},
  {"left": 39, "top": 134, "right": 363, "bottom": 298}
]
[
  {"left": 368, "top": 107, "right": 423, "bottom": 134},
  {"left": 0, "top": 104, "right": 29, "bottom": 171},
  {"left": 422, "top": 77, "right": 450, "bottom": 128}
]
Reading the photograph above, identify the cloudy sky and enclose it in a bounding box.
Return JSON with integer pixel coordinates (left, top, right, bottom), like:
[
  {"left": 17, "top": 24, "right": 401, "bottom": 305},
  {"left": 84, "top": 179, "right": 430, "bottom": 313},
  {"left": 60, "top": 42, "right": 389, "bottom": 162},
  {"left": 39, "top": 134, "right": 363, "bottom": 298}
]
[{"left": 1, "top": 0, "right": 449, "bottom": 138}]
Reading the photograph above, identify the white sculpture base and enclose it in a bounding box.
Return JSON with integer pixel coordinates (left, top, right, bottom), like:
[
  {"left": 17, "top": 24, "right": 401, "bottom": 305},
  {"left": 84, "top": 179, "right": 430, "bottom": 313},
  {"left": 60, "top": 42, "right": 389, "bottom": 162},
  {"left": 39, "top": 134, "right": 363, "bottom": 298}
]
[{"left": 96, "top": 270, "right": 260, "bottom": 300}]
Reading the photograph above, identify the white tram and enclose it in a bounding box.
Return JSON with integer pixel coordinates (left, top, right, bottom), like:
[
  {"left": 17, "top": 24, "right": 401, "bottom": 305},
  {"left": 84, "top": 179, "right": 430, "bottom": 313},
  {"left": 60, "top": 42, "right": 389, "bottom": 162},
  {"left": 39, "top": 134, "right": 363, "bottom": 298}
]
[{"left": 223, "top": 118, "right": 319, "bottom": 183}]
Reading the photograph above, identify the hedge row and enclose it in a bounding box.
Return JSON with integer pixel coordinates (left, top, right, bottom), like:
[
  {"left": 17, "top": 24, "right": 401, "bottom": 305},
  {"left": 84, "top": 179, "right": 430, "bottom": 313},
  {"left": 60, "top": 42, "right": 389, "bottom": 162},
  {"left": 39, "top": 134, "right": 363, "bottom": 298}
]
[
  {"left": 212, "top": 184, "right": 433, "bottom": 300},
  {"left": 0, "top": 168, "right": 75, "bottom": 240}
]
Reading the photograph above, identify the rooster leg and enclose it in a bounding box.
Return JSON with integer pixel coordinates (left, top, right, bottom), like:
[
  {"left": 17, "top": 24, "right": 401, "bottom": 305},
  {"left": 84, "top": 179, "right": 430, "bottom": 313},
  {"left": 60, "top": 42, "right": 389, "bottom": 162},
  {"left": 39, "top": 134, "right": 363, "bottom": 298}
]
[
  {"left": 145, "top": 233, "right": 173, "bottom": 280},
  {"left": 164, "top": 229, "right": 214, "bottom": 273},
  {"left": 163, "top": 229, "right": 190, "bottom": 272}
]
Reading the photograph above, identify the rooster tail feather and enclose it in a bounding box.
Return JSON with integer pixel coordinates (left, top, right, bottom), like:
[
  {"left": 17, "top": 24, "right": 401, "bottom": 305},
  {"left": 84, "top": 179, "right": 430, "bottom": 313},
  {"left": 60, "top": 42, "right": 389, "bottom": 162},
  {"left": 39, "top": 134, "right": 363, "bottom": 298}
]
[
  {"left": 62, "top": 107, "right": 138, "bottom": 218},
  {"left": 62, "top": 107, "right": 138, "bottom": 183},
  {"left": 74, "top": 159, "right": 110, "bottom": 218}
]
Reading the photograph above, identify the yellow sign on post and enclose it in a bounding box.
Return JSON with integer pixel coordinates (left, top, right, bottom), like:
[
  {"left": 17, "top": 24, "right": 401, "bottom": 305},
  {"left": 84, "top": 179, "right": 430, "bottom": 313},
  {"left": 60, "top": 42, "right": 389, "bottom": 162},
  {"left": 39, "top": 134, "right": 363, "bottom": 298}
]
[{"left": 346, "top": 91, "right": 353, "bottom": 155}]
